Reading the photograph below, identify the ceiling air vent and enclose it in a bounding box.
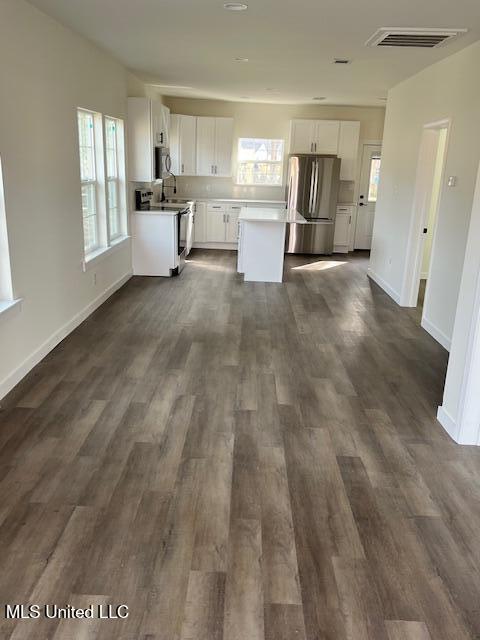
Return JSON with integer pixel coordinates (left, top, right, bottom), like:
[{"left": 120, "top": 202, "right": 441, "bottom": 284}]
[{"left": 366, "top": 27, "right": 467, "bottom": 49}]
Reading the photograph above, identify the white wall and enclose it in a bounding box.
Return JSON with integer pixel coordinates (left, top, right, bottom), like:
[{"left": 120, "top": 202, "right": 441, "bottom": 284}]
[
  {"left": 369, "top": 41, "right": 480, "bottom": 346},
  {"left": 0, "top": 0, "right": 134, "bottom": 399},
  {"left": 162, "top": 97, "right": 385, "bottom": 203}
]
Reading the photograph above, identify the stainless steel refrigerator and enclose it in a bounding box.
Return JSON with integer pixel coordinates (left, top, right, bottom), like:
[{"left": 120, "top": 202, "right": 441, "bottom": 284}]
[{"left": 285, "top": 154, "right": 341, "bottom": 254}]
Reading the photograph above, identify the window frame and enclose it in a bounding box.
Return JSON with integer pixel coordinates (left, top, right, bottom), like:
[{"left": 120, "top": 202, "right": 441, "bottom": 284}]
[
  {"left": 236, "top": 137, "right": 285, "bottom": 187},
  {"left": 77, "top": 109, "right": 128, "bottom": 267},
  {"left": 104, "top": 115, "right": 127, "bottom": 242},
  {"left": 77, "top": 108, "right": 104, "bottom": 255}
]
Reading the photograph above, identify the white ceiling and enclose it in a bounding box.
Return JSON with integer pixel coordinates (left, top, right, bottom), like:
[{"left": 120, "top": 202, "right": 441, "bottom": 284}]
[{"left": 28, "top": 0, "right": 480, "bottom": 106}]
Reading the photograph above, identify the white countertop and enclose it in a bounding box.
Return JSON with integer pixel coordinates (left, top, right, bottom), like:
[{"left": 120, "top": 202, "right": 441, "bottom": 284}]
[
  {"left": 239, "top": 207, "right": 307, "bottom": 224},
  {"left": 174, "top": 197, "right": 287, "bottom": 205},
  {"left": 133, "top": 208, "right": 181, "bottom": 216}
]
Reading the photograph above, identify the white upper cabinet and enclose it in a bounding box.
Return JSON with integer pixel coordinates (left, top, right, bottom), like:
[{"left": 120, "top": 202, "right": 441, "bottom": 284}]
[
  {"left": 170, "top": 114, "right": 197, "bottom": 176},
  {"left": 290, "top": 119, "right": 339, "bottom": 154},
  {"left": 214, "top": 118, "right": 234, "bottom": 177},
  {"left": 196, "top": 117, "right": 216, "bottom": 176},
  {"left": 290, "top": 118, "right": 360, "bottom": 180},
  {"left": 196, "top": 116, "right": 233, "bottom": 177},
  {"left": 152, "top": 101, "right": 170, "bottom": 148},
  {"left": 315, "top": 121, "right": 340, "bottom": 154},
  {"left": 338, "top": 121, "right": 360, "bottom": 181},
  {"left": 290, "top": 120, "right": 317, "bottom": 154},
  {"left": 128, "top": 97, "right": 170, "bottom": 182}
]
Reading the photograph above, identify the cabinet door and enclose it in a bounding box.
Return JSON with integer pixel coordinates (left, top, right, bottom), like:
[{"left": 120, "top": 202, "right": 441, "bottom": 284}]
[
  {"left": 169, "top": 114, "right": 180, "bottom": 175},
  {"left": 214, "top": 118, "right": 234, "bottom": 177},
  {"left": 127, "top": 98, "right": 154, "bottom": 182},
  {"left": 160, "top": 104, "right": 170, "bottom": 148},
  {"left": 333, "top": 213, "right": 350, "bottom": 248},
  {"left": 206, "top": 209, "right": 227, "bottom": 242},
  {"left": 225, "top": 204, "right": 243, "bottom": 243},
  {"left": 152, "top": 101, "right": 169, "bottom": 147},
  {"left": 290, "top": 120, "right": 316, "bottom": 153},
  {"left": 315, "top": 121, "right": 340, "bottom": 154},
  {"left": 194, "top": 202, "right": 207, "bottom": 242},
  {"left": 179, "top": 115, "right": 197, "bottom": 175},
  {"left": 338, "top": 121, "right": 360, "bottom": 181},
  {"left": 196, "top": 117, "right": 216, "bottom": 176}
]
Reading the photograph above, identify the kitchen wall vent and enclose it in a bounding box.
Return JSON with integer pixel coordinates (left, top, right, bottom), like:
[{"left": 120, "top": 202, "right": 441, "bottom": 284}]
[{"left": 365, "top": 27, "right": 467, "bottom": 48}]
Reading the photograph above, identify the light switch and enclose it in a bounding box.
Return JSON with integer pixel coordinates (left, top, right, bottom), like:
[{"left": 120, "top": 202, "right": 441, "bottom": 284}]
[{"left": 447, "top": 176, "right": 457, "bottom": 187}]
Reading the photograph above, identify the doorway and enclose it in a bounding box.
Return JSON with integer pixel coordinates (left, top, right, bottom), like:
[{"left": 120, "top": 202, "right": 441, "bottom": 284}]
[
  {"left": 401, "top": 120, "right": 450, "bottom": 317},
  {"left": 355, "top": 144, "right": 382, "bottom": 250}
]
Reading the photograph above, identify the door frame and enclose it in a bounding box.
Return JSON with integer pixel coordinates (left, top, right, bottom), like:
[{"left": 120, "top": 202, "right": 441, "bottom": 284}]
[
  {"left": 353, "top": 141, "right": 382, "bottom": 251},
  {"left": 400, "top": 118, "right": 451, "bottom": 307}
]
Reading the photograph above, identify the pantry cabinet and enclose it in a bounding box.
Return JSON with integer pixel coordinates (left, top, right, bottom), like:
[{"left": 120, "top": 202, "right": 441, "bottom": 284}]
[{"left": 338, "top": 121, "right": 361, "bottom": 181}]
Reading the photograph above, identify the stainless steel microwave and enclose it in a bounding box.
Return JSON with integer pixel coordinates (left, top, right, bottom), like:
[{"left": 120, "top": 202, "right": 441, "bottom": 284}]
[{"left": 154, "top": 146, "right": 171, "bottom": 182}]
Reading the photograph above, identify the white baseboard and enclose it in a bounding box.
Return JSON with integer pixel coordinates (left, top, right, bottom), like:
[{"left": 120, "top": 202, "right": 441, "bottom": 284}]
[
  {"left": 437, "top": 405, "right": 459, "bottom": 442},
  {"left": 420, "top": 271, "right": 429, "bottom": 280},
  {"left": 0, "top": 272, "right": 132, "bottom": 402},
  {"left": 367, "top": 268, "right": 401, "bottom": 304},
  {"left": 421, "top": 316, "right": 451, "bottom": 351}
]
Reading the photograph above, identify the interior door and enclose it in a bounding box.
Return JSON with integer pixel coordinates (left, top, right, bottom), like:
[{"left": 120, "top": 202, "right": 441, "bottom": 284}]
[
  {"left": 355, "top": 144, "right": 382, "bottom": 250},
  {"left": 215, "top": 118, "right": 234, "bottom": 177},
  {"left": 290, "top": 120, "right": 316, "bottom": 154},
  {"left": 196, "top": 117, "right": 216, "bottom": 176}
]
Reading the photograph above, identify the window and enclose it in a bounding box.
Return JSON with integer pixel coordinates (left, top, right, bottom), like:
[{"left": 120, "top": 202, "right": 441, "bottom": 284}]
[
  {"left": 78, "top": 109, "right": 101, "bottom": 253},
  {"left": 77, "top": 110, "right": 127, "bottom": 262},
  {"left": 237, "top": 138, "right": 284, "bottom": 186},
  {"left": 105, "top": 116, "right": 126, "bottom": 241},
  {"left": 367, "top": 156, "right": 382, "bottom": 202}
]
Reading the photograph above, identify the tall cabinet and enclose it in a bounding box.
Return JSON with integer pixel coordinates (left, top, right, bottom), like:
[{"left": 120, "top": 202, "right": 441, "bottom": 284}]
[{"left": 127, "top": 98, "right": 170, "bottom": 182}]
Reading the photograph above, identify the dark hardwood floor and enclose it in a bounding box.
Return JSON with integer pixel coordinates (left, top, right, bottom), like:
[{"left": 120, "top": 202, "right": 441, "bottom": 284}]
[{"left": 1, "top": 249, "right": 479, "bottom": 639}]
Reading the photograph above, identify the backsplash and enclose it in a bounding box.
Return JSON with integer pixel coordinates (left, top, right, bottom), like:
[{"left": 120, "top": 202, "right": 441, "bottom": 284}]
[{"left": 159, "top": 176, "right": 356, "bottom": 204}]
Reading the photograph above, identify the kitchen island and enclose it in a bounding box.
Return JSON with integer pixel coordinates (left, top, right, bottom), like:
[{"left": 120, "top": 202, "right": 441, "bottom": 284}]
[{"left": 237, "top": 207, "right": 306, "bottom": 283}]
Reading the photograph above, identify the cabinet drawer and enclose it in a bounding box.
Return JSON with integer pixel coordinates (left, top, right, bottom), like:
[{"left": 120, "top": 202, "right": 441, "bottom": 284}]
[
  {"left": 207, "top": 203, "right": 226, "bottom": 213},
  {"left": 227, "top": 203, "right": 245, "bottom": 213}
]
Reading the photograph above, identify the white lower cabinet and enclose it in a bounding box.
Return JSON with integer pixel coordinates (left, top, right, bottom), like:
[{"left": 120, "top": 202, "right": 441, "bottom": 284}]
[
  {"left": 193, "top": 200, "right": 285, "bottom": 247},
  {"left": 193, "top": 202, "right": 207, "bottom": 242},
  {"left": 333, "top": 205, "right": 354, "bottom": 253},
  {"left": 206, "top": 204, "right": 227, "bottom": 242},
  {"left": 225, "top": 204, "right": 242, "bottom": 243}
]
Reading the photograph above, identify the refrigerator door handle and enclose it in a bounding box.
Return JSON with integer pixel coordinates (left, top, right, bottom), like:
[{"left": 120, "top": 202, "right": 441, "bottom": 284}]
[
  {"left": 311, "top": 160, "right": 319, "bottom": 214},
  {"left": 308, "top": 162, "right": 315, "bottom": 214}
]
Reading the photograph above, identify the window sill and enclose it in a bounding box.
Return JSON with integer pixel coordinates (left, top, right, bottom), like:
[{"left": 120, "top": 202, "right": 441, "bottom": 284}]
[
  {"left": 82, "top": 236, "right": 131, "bottom": 272},
  {"left": 0, "top": 298, "right": 22, "bottom": 322}
]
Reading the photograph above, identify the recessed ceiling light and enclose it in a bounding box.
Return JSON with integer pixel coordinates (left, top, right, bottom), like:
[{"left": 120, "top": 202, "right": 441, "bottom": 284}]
[
  {"left": 334, "top": 58, "right": 352, "bottom": 64},
  {"left": 313, "top": 96, "right": 326, "bottom": 100},
  {"left": 234, "top": 57, "right": 249, "bottom": 62},
  {"left": 224, "top": 2, "right": 248, "bottom": 10}
]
